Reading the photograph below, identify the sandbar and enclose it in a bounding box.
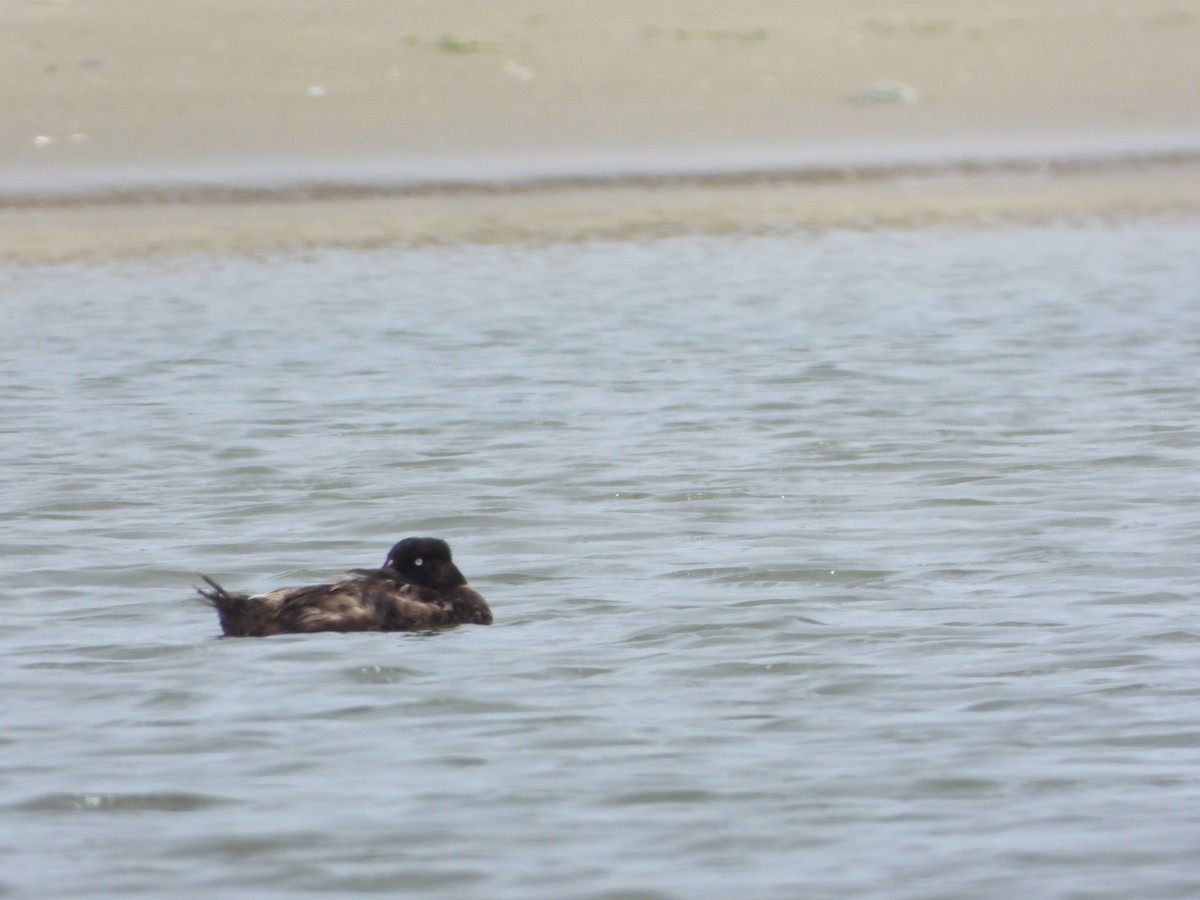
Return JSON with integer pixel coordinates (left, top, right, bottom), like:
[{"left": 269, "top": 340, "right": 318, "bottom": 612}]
[{"left": 3, "top": 0, "right": 1200, "bottom": 259}]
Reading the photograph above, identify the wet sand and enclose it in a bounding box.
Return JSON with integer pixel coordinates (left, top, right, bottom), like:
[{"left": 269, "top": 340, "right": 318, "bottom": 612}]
[{"left": 3, "top": 0, "right": 1200, "bottom": 259}]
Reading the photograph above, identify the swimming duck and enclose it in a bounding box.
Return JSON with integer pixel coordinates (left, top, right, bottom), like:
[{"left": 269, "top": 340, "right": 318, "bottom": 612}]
[{"left": 198, "top": 537, "right": 492, "bottom": 637}]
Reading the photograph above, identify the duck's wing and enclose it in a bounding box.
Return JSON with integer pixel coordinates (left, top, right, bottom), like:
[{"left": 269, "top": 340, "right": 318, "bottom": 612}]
[{"left": 269, "top": 580, "right": 387, "bottom": 633}]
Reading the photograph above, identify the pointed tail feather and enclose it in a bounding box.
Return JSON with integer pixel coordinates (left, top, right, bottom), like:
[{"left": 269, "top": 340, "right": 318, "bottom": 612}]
[
  {"left": 197, "top": 575, "right": 256, "bottom": 636},
  {"left": 196, "top": 574, "right": 230, "bottom": 603}
]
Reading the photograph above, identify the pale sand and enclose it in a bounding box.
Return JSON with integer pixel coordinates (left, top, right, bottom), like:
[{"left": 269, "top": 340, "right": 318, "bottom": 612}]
[{"left": 3, "top": 0, "right": 1200, "bottom": 259}]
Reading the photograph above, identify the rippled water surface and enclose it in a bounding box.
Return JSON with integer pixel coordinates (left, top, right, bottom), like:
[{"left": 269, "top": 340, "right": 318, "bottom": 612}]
[{"left": 2, "top": 220, "right": 1199, "bottom": 898}]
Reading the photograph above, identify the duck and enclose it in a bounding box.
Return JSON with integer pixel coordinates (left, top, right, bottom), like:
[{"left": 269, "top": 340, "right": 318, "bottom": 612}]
[{"left": 198, "top": 537, "right": 492, "bottom": 637}]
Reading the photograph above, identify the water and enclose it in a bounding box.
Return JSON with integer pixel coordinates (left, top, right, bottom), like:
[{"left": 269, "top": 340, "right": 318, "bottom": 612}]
[{"left": 2, "top": 219, "right": 1199, "bottom": 898}]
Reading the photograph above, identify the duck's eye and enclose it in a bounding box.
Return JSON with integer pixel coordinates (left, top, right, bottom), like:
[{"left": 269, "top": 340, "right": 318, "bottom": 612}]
[{"left": 414, "top": 558, "right": 423, "bottom": 567}]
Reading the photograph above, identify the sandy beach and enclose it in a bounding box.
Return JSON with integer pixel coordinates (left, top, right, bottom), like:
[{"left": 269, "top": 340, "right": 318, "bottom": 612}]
[{"left": 3, "top": 0, "right": 1200, "bottom": 259}]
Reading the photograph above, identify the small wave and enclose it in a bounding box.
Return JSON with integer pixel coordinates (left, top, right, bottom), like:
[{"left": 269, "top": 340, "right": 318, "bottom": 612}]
[{"left": 11, "top": 791, "right": 234, "bottom": 813}]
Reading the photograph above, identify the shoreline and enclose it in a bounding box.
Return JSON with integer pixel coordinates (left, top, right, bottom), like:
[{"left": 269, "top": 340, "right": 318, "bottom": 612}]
[
  {"left": 6, "top": 139, "right": 1200, "bottom": 209},
  {"left": 6, "top": 160, "right": 1200, "bottom": 263}
]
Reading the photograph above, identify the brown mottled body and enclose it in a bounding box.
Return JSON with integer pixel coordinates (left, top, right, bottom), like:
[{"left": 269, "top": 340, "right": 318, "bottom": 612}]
[{"left": 198, "top": 537, "right": 492, "bottom": 637}]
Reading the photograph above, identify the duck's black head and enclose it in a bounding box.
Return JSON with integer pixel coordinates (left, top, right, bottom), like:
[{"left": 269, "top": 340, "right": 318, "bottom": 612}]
[{"left": 384, "top": 537, "right": 467, "bottom": 591}]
